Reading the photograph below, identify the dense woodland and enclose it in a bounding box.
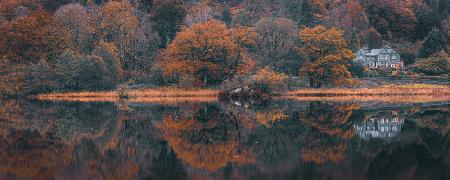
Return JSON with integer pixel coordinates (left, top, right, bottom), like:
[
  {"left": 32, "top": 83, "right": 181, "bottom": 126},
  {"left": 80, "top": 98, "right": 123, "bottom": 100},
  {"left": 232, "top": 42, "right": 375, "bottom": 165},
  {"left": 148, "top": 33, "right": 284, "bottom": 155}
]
[{"left": 0, "top": 0, "right": 449, "bottom": 96}]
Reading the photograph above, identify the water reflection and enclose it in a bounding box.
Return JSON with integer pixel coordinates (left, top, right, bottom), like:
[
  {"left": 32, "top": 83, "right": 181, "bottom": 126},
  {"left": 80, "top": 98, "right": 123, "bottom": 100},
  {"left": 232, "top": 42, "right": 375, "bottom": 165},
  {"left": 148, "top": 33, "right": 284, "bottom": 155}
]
[
  {"left": 355, "top": 113, "right": 405, "bottom": 141},
  {"left": 0, "top": 99, "right": 449, "bottom": 179}
]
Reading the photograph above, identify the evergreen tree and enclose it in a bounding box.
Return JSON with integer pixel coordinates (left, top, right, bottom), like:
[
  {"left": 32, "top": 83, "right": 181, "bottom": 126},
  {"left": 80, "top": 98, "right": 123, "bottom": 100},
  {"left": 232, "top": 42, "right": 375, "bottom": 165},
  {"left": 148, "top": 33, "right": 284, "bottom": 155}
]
[
  {"left": 222, "top": 9, "right": 232, "bottom": 27},
  {"left": 366, "top": 28, "right": 382, "bottom": 49},
  {"left": 418, "top": 28, "right": 448, "bottom": 58}
]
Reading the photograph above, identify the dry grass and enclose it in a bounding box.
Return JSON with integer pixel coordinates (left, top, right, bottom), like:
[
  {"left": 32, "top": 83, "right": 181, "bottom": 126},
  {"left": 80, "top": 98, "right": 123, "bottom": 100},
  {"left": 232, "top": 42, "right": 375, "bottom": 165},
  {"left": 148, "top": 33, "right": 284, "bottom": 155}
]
[
  {"left": 36, "top": 88, "right": 220, "bottom": 104},
  {"left": 287, "top": 84, "right": 450, "bottom": 96},
  {"left": 281, "top": 95, "right": 450, "bottom": 104},
  {"left": 36, "top": 96, "right": 218, "bottom": 104},
  {"left": 126, "top": 88, "right": 219, "bottom": 97},
  {"left": 36, "top": 97, "right": 120, "bottom": 103},
  {"left": 127, "top": 96, "right": 218, "bottom": 104},
  {"left": 37, "top": 91, "right": 117, "bottom": 98}
]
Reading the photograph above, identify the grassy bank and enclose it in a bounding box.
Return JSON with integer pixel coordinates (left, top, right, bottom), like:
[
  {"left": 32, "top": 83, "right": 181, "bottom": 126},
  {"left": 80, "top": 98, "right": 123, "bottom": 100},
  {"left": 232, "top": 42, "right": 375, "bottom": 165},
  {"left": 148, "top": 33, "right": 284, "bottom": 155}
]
[
  {"left": 36, "top": 88, "right": 220, "bottom": 103},
  {"left": 286, "top": 84, "right": 450, "bottom": 96},
  {"left": 281, "top": 95, "right": 450, "bottom": 103},
  {"left": 36, "top": 84, "right": 449, "bottom": 103}
]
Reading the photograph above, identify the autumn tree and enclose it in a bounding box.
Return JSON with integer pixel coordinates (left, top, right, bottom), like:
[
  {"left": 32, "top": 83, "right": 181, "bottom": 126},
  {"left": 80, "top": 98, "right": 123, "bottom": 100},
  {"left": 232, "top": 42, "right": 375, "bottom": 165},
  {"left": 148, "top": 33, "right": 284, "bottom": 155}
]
[
  {"left": 54, "top": 3, "right": 95, "bottom": 53},
  {"left": 251, "top": 66, "right": 288, "bottom": 95},
  {"left": 298, "top": 26, "right": 354, "bottom": 88},
  {"left": 158, "top": 20, "right": 258, "bottom": 87},
  {"left": 152, "top": 0, "right": 186, "bottom": 47},
  {"left": 101, "top": 1, "right": 139, "bottom": 68},
  {"left": 418, "top": 27, "right": 448, "bottom": 58},
  {"left": 0, "top": 10, "right": 67, "bottom": 63},
  {"left": 254, "top": 17, "right": 300, "bottom": 74}
]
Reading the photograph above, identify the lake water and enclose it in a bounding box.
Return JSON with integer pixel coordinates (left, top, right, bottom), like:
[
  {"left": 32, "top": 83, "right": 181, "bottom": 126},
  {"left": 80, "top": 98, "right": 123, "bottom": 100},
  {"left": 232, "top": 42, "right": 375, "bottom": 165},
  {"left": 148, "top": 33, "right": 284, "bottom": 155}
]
[{"left": 0, "top": 99, "right": 449, "bottom": 179}]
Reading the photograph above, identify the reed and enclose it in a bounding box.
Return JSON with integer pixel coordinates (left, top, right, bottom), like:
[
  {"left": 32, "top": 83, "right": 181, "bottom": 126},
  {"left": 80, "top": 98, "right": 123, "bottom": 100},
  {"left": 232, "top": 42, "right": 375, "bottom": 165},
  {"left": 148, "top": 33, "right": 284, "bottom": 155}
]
[
  {"left": 37, "top": 91, "right": 118, "bottom": 98},
  {"left": 126, "top": 88, "right": 219, "bottom": 97},
  {"left": 287, "top": 84, "right": 450, "bottom": 96},
  {"left": 127, "top": 96, "right": 219, "bottom": 104},
  {"left": 36, "top": 88, "right": 220, "bottom": 103},
  {"left": 281, "top": 95, "right": 450, "bottom": 104}
]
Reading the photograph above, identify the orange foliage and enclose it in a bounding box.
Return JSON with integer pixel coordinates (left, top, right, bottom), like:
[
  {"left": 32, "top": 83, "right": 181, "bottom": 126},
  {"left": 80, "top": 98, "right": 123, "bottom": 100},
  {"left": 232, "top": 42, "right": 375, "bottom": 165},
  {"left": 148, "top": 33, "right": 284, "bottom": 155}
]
[
  {"left": 101, "top": 1, "right": 138, "bottom": 64},
  {"left": 255, "top": 109, "right": 288, "bottom": 127},
  {"left": 301, "top": 143, "right": 347, "bottom": 164},
  {"left": 299, "top": 104, "right": 358, "bottom": 139},
  {"left": 1, "top": 10, "right": 67, "bottom": 63},
  {"left": 252, "top": 66, "right": 288, "bottom": 90},
  {"left": 156, "top": 111, "right": 255, "bottom": 172},
  {"left": 158, "top": 20, "right": 258, "bottom": 87},
  {"left": 299, "top": 25, "right": 354, "bottom": 87},
  {"left": 0, "top": 130, "right": 67, "bottom": 179}
]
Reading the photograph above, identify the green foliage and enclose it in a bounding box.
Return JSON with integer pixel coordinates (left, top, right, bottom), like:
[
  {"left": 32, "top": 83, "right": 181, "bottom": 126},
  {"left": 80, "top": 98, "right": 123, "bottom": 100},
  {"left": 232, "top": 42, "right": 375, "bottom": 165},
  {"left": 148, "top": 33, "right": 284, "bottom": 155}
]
[
  {"left": 222, "top": 9, "right": 232, "bottom": 27},
  {"left": 415, "top": 10, "right": 443, "bottom": 39},
  {"left": 152, "top": 0, "right": 186, "bottom": 47},
  {"left": 418, "top": 28, "right": 448, "bottom": 58},
  {"left": 365, "top": 28, "right": 383, "bottom": 49},
  {"left": 139, "top": 0, "right": 154, "bottom": 13},
  {"left": 92, "top": 42, "right": 124, "bottom": 84},
  {"left": 412, "top": 51, "right": 450, "bottom": 75},
  {"left": 349, "top": 61, "right": 366, "bottom": 78}
]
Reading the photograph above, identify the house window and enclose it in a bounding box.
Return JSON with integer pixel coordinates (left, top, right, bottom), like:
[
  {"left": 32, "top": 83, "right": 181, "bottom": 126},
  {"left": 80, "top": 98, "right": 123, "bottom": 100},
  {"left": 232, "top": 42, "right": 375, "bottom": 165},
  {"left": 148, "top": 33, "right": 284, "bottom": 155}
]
[{"left": 391, "top": 55, "right": 397, "bottom": 60}]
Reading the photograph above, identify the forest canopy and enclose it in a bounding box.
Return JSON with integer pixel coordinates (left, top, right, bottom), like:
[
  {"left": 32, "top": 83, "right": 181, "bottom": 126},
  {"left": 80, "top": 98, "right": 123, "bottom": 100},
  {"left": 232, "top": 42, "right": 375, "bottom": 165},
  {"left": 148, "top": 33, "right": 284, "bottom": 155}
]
[{"left": 0, "top": 0, "right": 448, "bottom": 96}]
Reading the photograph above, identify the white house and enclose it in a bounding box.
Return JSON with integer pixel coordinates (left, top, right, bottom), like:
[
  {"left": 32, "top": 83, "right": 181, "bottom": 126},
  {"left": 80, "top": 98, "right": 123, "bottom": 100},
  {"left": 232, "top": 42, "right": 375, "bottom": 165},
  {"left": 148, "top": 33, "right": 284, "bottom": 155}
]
[
  {"left": 354, "top": 46, "right": 403, "bottom": 69},
  {"left": 354, "top": 117, "right": 404, "bottom": 141}
]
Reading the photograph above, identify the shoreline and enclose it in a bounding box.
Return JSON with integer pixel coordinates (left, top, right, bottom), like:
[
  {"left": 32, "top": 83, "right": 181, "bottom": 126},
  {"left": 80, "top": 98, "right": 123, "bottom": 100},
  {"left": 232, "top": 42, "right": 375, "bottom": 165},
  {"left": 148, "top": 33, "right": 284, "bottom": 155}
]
[{"left": 34, "top": 84, "right": 450, "bottom": 103}]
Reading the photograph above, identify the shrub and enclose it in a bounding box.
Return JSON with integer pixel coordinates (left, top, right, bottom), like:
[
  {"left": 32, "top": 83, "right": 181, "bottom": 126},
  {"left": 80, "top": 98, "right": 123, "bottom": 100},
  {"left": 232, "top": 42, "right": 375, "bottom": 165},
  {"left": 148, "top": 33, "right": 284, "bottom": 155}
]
[
  {"left": 250, "top": 66, "right": 288, "bottom": 95},
  {"left": 52, "top": 51, "right": 118, "bottom": 91},
  {"left": 411, "top": 51, "right": 450, "bottom": 75},
  {"left": 92, "top": 42, "right": 124, "bottom": 84}
]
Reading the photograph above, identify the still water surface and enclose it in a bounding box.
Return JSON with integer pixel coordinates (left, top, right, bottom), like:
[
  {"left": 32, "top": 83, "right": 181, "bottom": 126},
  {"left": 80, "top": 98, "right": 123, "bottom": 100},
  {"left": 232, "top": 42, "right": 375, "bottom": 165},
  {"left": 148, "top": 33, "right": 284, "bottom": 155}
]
[{"left": 0, "top": 99, "right": 449, "bottom": 179}]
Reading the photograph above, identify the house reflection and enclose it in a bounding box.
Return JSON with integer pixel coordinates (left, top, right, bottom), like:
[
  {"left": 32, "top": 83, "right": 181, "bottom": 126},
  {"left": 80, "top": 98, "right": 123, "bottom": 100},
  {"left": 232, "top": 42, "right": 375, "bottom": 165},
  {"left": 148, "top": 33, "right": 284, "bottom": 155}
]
[{"left": 354, "top": 115, "right": 404, "bottom": 141}]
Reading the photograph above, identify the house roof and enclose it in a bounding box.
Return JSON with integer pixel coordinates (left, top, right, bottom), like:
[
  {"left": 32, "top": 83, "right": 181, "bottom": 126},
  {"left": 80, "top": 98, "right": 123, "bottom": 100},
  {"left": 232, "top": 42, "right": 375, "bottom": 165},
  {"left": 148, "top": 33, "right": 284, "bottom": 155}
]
[{"left": 357, "top": 46, "right": 398, "bottom": 56}]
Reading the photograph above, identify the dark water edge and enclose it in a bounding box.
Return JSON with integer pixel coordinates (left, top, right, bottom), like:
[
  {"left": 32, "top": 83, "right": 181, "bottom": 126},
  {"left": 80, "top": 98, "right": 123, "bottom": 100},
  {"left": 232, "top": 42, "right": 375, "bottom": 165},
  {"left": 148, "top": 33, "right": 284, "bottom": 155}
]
[{"left": 0, "top": 99, "right": 449, "bottom": 180}]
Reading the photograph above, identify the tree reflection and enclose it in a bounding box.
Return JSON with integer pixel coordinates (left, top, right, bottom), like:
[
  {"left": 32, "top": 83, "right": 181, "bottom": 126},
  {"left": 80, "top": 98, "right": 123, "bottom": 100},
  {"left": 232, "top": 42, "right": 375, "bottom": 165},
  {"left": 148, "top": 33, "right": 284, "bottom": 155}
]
[
  {"left": 0, "top": 129, "right": 67, "bottom": 179},
  {"left": 156, "top": 104, "right": 255, "bottom": 172},
  {"left": 299, "top": 103, "right": 360, "bottom": 164},
  {"left": 0, "top": 99, "right": 449, "bottom": 179}
]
